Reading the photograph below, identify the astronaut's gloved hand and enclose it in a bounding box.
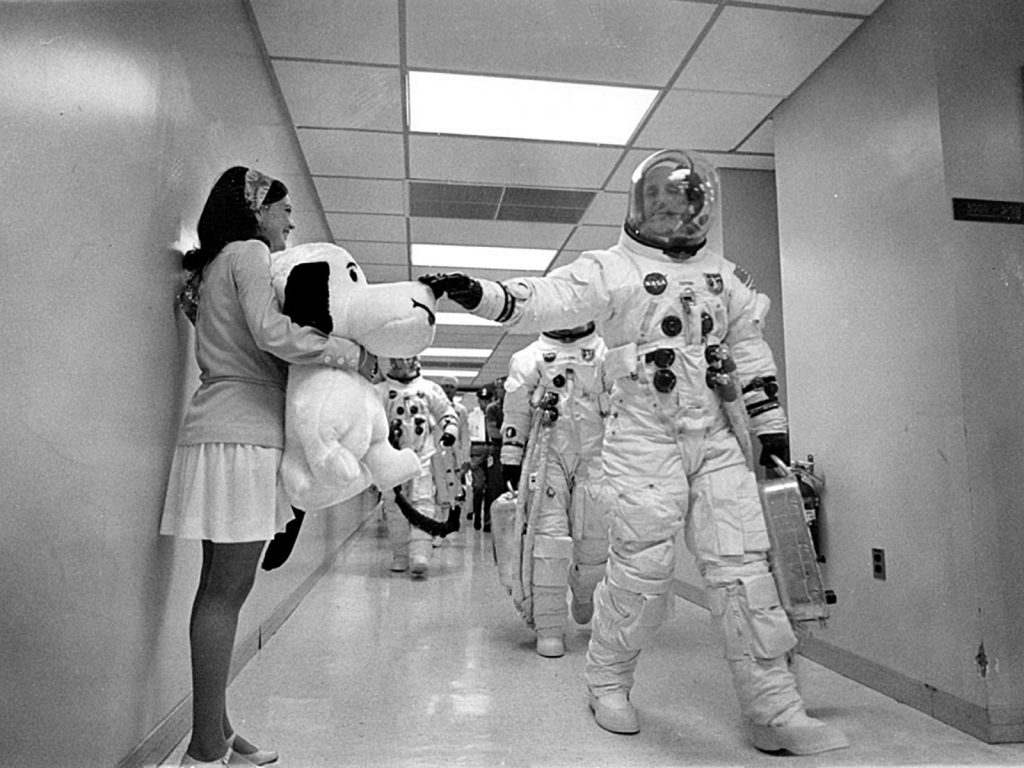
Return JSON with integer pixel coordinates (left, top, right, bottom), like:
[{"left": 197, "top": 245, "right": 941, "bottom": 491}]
[
  {"left": 418, "top": 273, "right": 483, "bottom": 310},
  {"left": 388, "top": 419, "right": 403, "bottom": 449},
  {"left": 502, "top": 463, "right": 522, "bottom": 492},
  {"left": 758, "top": 433, "right": 791, "bottom": 476}
]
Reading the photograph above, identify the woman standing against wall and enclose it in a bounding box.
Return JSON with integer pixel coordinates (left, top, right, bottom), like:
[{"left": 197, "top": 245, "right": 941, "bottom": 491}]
[{"left": 160, "top": 166, "right": 361, "bottom": 766}]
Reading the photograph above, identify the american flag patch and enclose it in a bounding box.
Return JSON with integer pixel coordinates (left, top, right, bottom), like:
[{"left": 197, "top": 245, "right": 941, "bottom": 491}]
[{"left": 733, "top": 265, "right": 756, "bottom": 289}]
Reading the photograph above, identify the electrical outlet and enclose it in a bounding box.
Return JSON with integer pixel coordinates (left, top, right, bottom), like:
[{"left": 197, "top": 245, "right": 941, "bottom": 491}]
[{"left": 871, "top": 548, "right": 886, "bottom": 580}]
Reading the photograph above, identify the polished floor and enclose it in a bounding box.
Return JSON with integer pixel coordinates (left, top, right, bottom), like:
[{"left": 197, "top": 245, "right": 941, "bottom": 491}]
[{"left": 162, "top": 511, "right": 1024, "bottom": 768}]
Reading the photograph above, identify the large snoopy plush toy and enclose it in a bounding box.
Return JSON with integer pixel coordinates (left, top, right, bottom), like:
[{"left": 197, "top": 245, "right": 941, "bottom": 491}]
[{"left": 270, "top": 242, "right": 437, "bottom": 511}]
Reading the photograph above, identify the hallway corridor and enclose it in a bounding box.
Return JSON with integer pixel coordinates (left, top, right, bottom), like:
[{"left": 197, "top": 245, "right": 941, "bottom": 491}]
[{"left": 160, "top": 512, "right": 1024, "bottom": 768}]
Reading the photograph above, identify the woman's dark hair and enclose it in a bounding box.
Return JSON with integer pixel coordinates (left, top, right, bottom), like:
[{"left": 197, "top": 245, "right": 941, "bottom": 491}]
[{"left": 181, "top": 166, "right": 288, "bottom": 274}]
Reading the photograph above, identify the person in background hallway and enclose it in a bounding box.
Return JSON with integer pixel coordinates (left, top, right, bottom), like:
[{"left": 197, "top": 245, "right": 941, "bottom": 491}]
[
  {"left": 377, "top": 356, "right": 459, "bottom": 578},
  {"left": 162, "top": 166, "right": 362, "bottom": 766},
  {"left": 438, "top": 374, "right": 472, "bottom": 521},
  {"left": 466, "top": 385, "right": 493, "bottom": 529},
  {"left": 499, "top": 323, "right": 610, "bottom": 657},
  {"left": 482, "top": 377, "right": 506, "bottom": 532},
  {"left": 420, "top": 149, "right": 849, "bottom": 756}
]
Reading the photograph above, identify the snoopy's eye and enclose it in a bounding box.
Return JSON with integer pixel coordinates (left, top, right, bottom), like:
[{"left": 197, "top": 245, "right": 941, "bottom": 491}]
[{"left": 348, "top": 269, "right": 359, "bottom": 282}]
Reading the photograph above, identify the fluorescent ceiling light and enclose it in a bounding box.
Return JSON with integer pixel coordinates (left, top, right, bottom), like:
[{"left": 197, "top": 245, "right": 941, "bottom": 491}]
[
  {"left": 437, "top": 312, "right": 501, "bottom": 327},
  {"left": 421, "top": 347, "right": 492, "bottom": 358},
  {"left": 413, "top": 243, "right": 553, "bottom": 272},
  {"left": 421, "top": 368, "right": 480, "bottom": 379},
  {"left": 409, "top": 71, "right": 658, "bottom": 145}
]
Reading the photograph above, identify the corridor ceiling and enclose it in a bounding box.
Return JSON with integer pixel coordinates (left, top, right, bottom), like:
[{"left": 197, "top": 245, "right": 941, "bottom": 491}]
[{"left": 247, "top": 0, "right": 882, "bottom": 389}]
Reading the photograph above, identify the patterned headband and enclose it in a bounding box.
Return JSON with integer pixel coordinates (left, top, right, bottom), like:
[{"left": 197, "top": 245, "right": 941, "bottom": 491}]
[{"left": 244, "top": 168, "right": 273, "bottom": 212}]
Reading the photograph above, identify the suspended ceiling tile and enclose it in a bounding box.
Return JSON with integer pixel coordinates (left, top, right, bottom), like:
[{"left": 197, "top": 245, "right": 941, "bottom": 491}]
[
  {"left": 241, "top": 127, "right": 309, "bottom": 180},
  {"left": 405, "top": 0, "right": 715, "bottom": 86},
  {"left": 297, "top": 129, "right": 406, "bottom": 178},
  {"left": 326, "top": 212, "right": 407, "bottom": 243},
  {"left": 676, "top": 6, "right": 863, "bottom": 96},
  {"left": 342, "top": 240, "right": 409, "bottom": 266},
  {"left": 582, "top": 192, "right": 628, "bottom": 226},
  {"left": 273, "top": 61, "right": 402, "bottom": 130},
  {"left": 251, "top": 0, "right": 399, "bottom": 63},
  {"left": 410, "top": 218, "right": 572, "bottom": 249},
  {"left": 409, "top": 134, "right": 622, "bottom": 189},
  {"left": 636, "top": 90, "right": 782, "bottom": 152},
  {"left": 737, "top": 120, "right": 775, "bottom": 154},
  {"left": 704, "top": 152, "right": 774, "bottom": 171},
  {"left": 548, "top": 250, "right": 582, "bottom": 272},
  {"left": 563, "top": 225, "right": 621, "bottom": 252},
  {"left": 287, "top": 212, "right": 331, "bottom": 244},
  {"left": 360, "top": 263, "right": 411, "bottom": 283},
  {"left": 755, "top": 0, "right": 883, "bottom": 14},
  {"left": 411, "top": 264, "right": 547, "bottom": 283},
  {"left": 315, "top": 177, "right": 405, "bottom": 214},
  {"left": 272, "top": 172, "right": 324, "bottom": 212}
]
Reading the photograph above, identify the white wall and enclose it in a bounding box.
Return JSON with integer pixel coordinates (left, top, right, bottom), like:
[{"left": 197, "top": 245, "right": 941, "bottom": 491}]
[
  {"left": 773, "top": 0, "right": 1024, "bottom": 741},
  {"left": 0, "top": 3, "right": 370, "bottom": 766}
]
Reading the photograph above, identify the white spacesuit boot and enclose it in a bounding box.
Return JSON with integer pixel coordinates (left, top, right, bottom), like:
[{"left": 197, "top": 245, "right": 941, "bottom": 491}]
[
  {"left": 409, "top": 533, "right": 431, "bottom": 579},
  {"left": 531, "top": 534, "right": 573, "bottom": 657},
  {"left": 585, "top": 544, "right": 673, "bottom": 735},
  {"left": 705, "top": 564, "right": 849, "bottom": 755}
]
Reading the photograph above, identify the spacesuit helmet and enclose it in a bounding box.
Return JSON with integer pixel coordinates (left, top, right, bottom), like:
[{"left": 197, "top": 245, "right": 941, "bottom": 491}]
[
  {"left": 541, "top": 322, "right": 596, "bottom": 343},
  {"left": 624, "top": 149, "right": 719, "bottom": 256},
  {"left": 388, "top": 356, "right": 421, "bottom": 381}
]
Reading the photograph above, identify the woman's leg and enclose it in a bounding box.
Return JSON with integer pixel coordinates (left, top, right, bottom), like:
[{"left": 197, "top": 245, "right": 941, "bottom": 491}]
[{"left": 187, "top": 540, "right": 265, "bottom": 761}]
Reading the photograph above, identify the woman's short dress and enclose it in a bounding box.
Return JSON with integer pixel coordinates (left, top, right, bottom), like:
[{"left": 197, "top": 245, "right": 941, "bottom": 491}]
[{"left": 160, "top": 443, "right": 292, "bottom": 542}]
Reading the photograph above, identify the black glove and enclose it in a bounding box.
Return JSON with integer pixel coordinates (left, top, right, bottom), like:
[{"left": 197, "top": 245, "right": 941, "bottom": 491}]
[
  {"left": 758, "top": 433, "right": 791, "bottom": 475},
  {"left": 419, "top": 273, "right": 483, "bottom": 310},
  {"left": 388, "top": 419, "right": 403, "bottom": 449},
  {"left": 502, "top": 463, "right": 522, "bottom": 491}
]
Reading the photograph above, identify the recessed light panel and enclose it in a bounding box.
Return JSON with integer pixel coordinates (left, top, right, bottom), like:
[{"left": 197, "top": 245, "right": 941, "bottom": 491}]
[
  {"left": 408, "top": 71, "right": 657, "bottom": 145},
  {"left": 413, "top": 243, "right": 553, "bottom": 271},
  {"left": 421, "top": 368, "right": 480, "bottom": 379},
  {"left": 421, "top": 347, "right": 493, "bottom": 358},
  {"left": 436, "top": 312, "right": 501, "bottom": 327}
]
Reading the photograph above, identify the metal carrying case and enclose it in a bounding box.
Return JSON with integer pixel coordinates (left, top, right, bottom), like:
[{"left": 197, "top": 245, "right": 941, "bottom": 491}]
[{"left": 759, "top": 458, "right": 836, "bottom": 625}]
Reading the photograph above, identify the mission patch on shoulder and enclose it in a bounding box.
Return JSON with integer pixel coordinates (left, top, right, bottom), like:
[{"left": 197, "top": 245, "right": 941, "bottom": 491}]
[{"left": 733, "top": 265, "right": 756, "bottom": 289}]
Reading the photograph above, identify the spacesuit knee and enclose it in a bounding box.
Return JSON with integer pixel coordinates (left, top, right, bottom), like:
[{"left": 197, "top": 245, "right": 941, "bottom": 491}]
[{"left": 594, "top": 578, "right": 671, "bottom": 653}]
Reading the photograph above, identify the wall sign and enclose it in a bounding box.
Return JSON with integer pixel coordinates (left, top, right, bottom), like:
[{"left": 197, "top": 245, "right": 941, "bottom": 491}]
[{"left": 952, "top": 197, "right": 1024, "bottom": 224}]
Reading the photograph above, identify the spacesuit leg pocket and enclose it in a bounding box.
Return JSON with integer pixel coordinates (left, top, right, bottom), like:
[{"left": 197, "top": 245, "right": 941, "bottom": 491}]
[
  {"left": 706, "top": 571, "right": 795, "bottom": 662},
  {"left": 740, "top": 572, "right": 797, "bottom": 660},
  {"left": 687, "top": 465, "right": 766, "bottom": 561}
]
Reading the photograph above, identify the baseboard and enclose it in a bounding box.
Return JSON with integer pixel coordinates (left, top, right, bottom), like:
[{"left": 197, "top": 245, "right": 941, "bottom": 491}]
[
  {"left": 119, "top": 511, "right": 374, "bottom": 768},
  {"left": 672, "top": 579, "right": 1024, "bottom": 744}
]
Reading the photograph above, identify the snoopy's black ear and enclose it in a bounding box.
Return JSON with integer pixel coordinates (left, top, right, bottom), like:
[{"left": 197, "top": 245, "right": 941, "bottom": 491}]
[{"left": 282, "top": 261, "right": 332, "bottom": 334}]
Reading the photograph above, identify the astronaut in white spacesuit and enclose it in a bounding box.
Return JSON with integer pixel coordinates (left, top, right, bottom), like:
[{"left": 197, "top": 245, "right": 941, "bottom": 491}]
[
  {"left": 377, "top": 356, "right": 458, "bottom": 579},
  {"left": 500, "top": 323, "right": 609, "bottom": 658},
  {"left": 421, "top": 150, "right": 848, "bottom": 755}
]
